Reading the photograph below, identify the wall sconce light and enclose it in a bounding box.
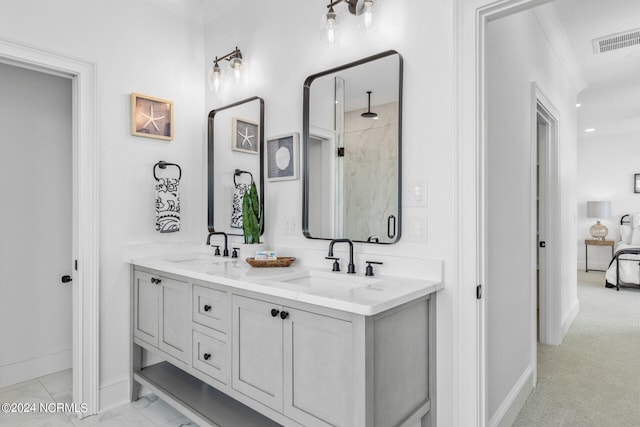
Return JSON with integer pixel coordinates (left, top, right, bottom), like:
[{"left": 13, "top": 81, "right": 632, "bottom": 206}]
[
  {"left": 207, "top": 47, "right": 243, "bottom": 92},
  {"left": 321, "top": 0, "right": 380, "bottom": 47}
]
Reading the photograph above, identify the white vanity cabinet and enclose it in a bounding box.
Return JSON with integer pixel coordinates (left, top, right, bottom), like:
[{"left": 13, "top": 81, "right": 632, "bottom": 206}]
[
  {"left": 133, "top": 270, "right": 190, "bottom": 363},
  {"left": 131, "top": 264, "right": 436, "bottom": 427},
  {"left": 232, "top": 295, "right": 353, "bottom": 427}
]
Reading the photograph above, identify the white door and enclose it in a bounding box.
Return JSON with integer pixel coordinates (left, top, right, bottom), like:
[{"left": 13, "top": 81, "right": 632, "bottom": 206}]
[
  {"left": 537, "top": 112, "right": 548, "bottom": 344},
  {"left": 0, "top": 62, "right": 72, "bottom": 386}
]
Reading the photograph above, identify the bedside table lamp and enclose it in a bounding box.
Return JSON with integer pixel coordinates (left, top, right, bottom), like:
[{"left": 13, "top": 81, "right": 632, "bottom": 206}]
[{"left": 587, "top": 200, "right": 611, "bottom": 240}]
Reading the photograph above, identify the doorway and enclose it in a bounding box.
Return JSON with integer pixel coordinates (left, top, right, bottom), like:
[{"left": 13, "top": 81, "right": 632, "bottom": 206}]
[
  {"left": 0, "top": 62, "right": 73, "bottom": 387},
  {"left": 0, "top": 37, "right": 99, "bottom": 416},
  {"left": 535, "top": 93, "right": 560, "bottom": 348}
]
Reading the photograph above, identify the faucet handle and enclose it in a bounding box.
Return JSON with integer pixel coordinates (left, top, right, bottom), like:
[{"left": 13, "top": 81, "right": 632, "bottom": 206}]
[
  {"left": 231, "top": 247, "right": 239, "bottom": 258},
  {"left": 212, "top": 245, "right": 221, "bottom": 256},
  {"left": 325, "top": 256, "right": 341, "bottom": 272},
  {"left": 365, "top": 261, "right": 383, "bottom": 276}
]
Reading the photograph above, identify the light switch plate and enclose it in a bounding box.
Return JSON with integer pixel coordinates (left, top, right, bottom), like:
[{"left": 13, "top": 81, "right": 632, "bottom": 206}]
[
  {"left": 403, "top": 213, "right": 428, "bottom": 243},
  {"left": 283, "top": 214, "right": 298, "bottom": 236},
  {"left": 403, "top": 180, "right": 427, "bottom": 207}
]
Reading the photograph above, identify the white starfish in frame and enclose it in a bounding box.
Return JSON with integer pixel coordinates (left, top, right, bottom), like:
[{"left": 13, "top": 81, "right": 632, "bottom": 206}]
[
  {"left": 238, "top": 127, "right": 255, "bottom": 147},
  {"left": 141, "top": 105, "right": 165, "bottom": 132}
]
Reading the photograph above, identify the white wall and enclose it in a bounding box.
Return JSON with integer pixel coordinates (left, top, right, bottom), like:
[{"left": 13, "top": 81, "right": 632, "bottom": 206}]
[
  {"left": 576, "top": 83, "right": 640, "bottom": 270},
  {"left": 486, "top": 8, "right": 578, "bottom": 426},
  {"left": 204, "top": 1, "right": 456, "bottom": 424},
  {"left": 0, "top": 63, "right": 73, "bottom": 387},
  {"left": 0, "top": 0, "right": 205, "bottom": 409}
]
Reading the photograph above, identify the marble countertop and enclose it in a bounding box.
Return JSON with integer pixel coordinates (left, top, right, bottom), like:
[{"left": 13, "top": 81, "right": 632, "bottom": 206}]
[{"left": 130, "top": 249, "right": 443, "bottom": 316}]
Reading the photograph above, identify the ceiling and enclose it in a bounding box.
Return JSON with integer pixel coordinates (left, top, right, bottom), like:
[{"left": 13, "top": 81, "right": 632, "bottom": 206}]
[{"left": 553, "top": 0, "right": 640, "bottom": 138}]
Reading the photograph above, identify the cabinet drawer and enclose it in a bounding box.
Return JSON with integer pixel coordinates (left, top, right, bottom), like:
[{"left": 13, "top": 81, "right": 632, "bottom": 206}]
[
  {"left": 193, "top": 284, "right": 227, "bottom": 333},
  {"left": 192, "top": 330, "right": 228, "bottom": 385}
]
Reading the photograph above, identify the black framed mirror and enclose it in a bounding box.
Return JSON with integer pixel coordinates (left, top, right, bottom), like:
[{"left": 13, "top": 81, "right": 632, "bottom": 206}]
[
  {"left": 207, "top": 96, "right": 264, "bottom": 236},
  {"left": 302, "top": 50, "right": 403, "bottom": 243}
]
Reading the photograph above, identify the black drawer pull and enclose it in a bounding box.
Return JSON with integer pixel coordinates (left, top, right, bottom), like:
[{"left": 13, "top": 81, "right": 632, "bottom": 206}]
[
  {"left": 271, "top": 308, "right": 280, "bottom": 317},
  {"left": 203, "top": 353, "right": 211, "bottom": 361},
  {"left": 280, "top": 311, "right": 289, "bottom": 320},
  {"left": 204, "top": 304, "right": 212, "bottom": 312}
]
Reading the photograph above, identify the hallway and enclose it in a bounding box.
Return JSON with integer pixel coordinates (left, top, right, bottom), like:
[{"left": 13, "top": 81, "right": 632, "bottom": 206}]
[{"left": 514, "top": 271, "right": 640, "bottom": 426}]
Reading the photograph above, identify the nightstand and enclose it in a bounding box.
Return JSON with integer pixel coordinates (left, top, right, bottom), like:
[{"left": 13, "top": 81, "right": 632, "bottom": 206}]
[{"left": 585, "top": 239, "right": 615, "bottom": 272}]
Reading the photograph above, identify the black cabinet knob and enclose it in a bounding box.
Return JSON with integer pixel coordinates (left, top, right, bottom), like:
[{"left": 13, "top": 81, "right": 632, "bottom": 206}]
[
  {"left": 203, "top": 353, "right": 211, "bottom": 361},
  {"left": 204, "top": 304, "right": 212, "bottom": 312},
  {"left": 151, "top": 278, "right": 156, "bottom": 284},
  {"left": 271, "top": 308, "right": 280, "bottom": 317},
  {"left": 61, "top": 275, "right": 72, "bottom": 283},
  {"left": 156, "top": 278, "right": 161, "bottom": 284},
  {"left": 280, "top": 311, "right": 289, "bottom": 320}
]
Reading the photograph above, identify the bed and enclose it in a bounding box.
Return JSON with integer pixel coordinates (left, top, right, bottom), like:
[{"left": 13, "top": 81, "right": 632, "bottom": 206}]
[{"left": 605, "top": 214, "right": 640, "bottom": 290}]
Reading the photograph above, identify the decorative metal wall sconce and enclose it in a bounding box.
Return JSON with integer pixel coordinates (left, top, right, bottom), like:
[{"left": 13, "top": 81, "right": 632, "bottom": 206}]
[
  {"left": 321, "top": 0, "right": 380, "bottom": 47},
  {"left": 207, "top": 47, "right": 244, "bottom": 92}
]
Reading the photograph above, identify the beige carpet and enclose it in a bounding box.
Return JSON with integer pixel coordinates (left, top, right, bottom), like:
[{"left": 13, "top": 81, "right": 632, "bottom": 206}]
[{"left": 513, "top": 271, "right": 640, "bottom": 427}]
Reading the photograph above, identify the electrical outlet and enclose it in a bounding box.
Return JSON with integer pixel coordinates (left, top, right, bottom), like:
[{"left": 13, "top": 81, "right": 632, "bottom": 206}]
[{"left": 283, "top": 215, "right": 298, "bottom": 236}]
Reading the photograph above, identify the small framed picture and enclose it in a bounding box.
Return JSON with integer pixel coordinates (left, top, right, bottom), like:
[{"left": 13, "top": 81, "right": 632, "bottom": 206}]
[
  {"left": 131, "top": 93, "right": 174, "bottom": 140},
  {"left": 232, "top": 117, "right": 260, "bottom": 154},
  {"left": 635, "top": 174, "right": 640, "bottom": 193},
  {"left": 267, "top": 133, "right": 299, "bottom": 181}
]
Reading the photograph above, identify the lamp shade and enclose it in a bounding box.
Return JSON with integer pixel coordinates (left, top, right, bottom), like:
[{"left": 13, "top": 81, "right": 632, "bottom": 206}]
[{"left": 587, "top": 201, "right": 611, "bottom": 219}]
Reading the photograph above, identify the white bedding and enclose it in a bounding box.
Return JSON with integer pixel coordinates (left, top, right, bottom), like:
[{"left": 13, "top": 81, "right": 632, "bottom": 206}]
[{"left": 605, "top": 243, "right": 640, "bottom": 286}]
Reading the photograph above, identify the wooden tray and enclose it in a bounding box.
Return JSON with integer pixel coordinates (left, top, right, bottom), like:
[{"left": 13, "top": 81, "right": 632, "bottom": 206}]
[{"left": 246, "top": 257, "right": 296, "bottom": 268}]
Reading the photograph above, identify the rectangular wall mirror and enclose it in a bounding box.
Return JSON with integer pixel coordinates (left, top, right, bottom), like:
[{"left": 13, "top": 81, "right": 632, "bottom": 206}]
[
  {"left": 302, "top": 50, "right": 403, "bottom": 243},
  {"left": 208, "top": 96, "right": 264, "bottom": 236}
]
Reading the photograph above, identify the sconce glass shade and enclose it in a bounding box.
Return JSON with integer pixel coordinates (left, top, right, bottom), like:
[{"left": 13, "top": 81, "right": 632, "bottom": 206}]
[
  {"left": 321, "top": 7, "right": 340, "bottom": 47},
  {"left": 229, "top": 56, "right": 243, "bottom": 85},
  {"left": 587, "top": 200, "right": 611, "bottom": 240},
  {"left": 207, "top": 62, "right": 222, "bottom": 92},
  {"left": 359, "top": 0, "right": 379, "bottom": 33}
]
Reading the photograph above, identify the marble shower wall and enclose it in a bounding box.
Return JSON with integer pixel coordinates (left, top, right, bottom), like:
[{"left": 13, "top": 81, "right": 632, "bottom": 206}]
[{"left": 343, "top": 102, "right": 398, "bottom": 242}]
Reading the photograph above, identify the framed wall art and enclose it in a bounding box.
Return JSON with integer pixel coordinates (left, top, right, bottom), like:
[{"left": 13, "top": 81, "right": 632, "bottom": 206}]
[
  {"left": 131, "top": 93, "right": 174, "bottom": 140},
  {"left": 232, "top": 117, "right": 260, "bottom": 154},
  {"left": 266, "top": 132, "right": 299, "bottom": 181},
  {"left": 635, "top": 173, "right": 640, "bottom": 193}
]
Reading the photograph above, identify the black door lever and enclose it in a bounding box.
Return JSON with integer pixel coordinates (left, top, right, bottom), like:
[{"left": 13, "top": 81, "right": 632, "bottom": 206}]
[{"left": 61, "top": 275, "right": 72, "bottom": 283}]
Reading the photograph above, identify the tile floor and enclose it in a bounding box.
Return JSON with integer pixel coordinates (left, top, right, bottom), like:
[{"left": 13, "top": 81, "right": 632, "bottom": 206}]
[{"left": 0, "top": 369, "right": 197, "bottom": 427}]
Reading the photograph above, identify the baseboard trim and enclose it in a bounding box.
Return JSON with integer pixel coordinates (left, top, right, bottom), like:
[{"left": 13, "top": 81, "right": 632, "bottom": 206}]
[
  {"left": 98, "top": 375, "right": 130, "bottom": 413},
  {"left": 488, "top": 364, "right": 534, "bottom": 427},
  {"left": 0, "top": 349, "right": 72, "bottom": 388},
  {"left": 560, "top": 299, "right": 580, "bottom": 341}
]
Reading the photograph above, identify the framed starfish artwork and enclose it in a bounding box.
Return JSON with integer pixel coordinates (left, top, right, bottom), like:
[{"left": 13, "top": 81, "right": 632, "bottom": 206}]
[
  {"left": 232, "top": 117, "right": 259, "bottom": 154},
  {"left": 131, "top": 93, "right": 174, "bottom": 140}
]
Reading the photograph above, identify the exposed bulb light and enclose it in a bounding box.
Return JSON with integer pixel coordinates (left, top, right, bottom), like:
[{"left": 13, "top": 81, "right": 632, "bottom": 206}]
[
  {"left": 321, "top": 0, "right": 382, "bottom": 47},
  {"left": 230, "top": 56, "right": 243, "bottom": 85},
  {"left": 207, "top": 47, "right": 243, "bottom": 92},
  {"left": 585, "top": 128, "right": 596, "bottom": 133},
  {"left": 322, "top": 6, "right": 340, "bottom": 47},
  {"left": 207, "top": 59, "right": 222, "bottom": 92},
  {"left": 360, "top": 0, "right": 379, "bottom": 33},
  {"left": 576, "top": 103, "right": 581, "bottom": 107}
]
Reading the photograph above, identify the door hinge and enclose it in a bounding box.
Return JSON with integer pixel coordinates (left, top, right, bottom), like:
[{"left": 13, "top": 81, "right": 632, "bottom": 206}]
[
  {"left": 75, "top": 259, "right": 78, "bottom": 271},
  {"left": 476, "top": 284, "right": 482, "bottom": 300},
  {"left": 337, "top": 147, "right": 345, "bottom": 157}
]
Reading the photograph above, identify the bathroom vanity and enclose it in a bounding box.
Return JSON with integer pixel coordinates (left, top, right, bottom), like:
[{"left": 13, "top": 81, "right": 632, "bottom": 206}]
[{"left": 130, "top": 251, "right": 441, "bottom": 427}]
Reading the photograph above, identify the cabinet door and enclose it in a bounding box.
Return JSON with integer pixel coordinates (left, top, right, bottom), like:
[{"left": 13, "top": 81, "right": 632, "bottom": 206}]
[
  {"left": 158, "top": 276, "right": 190, "bottom": 363},
  {"left": 232, "top": 295, "right": 283, "bottom": 411},
  {"left": 133, "top": 271, "right": 159, "bottom": 346},
  {"left": 283, "top": 308, "right": 353, "bottom": 427}
]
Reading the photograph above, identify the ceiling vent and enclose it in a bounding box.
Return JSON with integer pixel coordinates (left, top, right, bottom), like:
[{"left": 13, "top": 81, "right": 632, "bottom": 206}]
[{"left": 593, "top": 29, "right": 640, "bottom": 54}]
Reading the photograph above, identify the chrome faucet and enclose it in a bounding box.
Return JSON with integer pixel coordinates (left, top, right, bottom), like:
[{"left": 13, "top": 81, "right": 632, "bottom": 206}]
[
  {"left": 328, "top": 238, "right": 355, "bottom": 274},
  {"left": 206, "top": 231, "right": 229, "bottom": 257}
]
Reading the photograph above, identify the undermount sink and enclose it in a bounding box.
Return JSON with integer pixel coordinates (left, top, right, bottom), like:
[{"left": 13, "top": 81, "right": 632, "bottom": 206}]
[
  {"left": 265, "top": 270, "right": 380, "bottom": 297},
  {"left": 166, "top": 253, "right": 232, "bottom": 265}
]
